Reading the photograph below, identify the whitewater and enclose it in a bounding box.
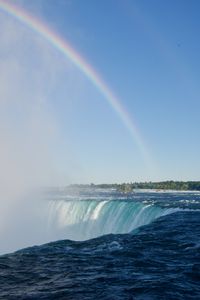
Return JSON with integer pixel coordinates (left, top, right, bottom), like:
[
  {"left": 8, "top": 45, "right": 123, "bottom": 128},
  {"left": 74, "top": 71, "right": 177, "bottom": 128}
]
[
  {"left": 0, "top": 188, "right": 199, "bottom": 299},
  {"left": 47, "top": 191, "right": 178, "bottom": 241}
]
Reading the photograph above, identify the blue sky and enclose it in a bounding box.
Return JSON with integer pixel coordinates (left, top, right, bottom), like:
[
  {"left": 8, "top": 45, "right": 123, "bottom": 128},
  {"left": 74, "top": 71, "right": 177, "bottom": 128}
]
[{"left": 1, "top": 0, "right": 200, "bottom": 184}]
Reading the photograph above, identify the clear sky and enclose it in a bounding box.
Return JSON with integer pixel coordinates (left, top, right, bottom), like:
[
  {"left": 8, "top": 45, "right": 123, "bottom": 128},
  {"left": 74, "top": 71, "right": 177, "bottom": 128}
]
[{"left": 1, "top": 0, "right": 200, "bottom": 184}]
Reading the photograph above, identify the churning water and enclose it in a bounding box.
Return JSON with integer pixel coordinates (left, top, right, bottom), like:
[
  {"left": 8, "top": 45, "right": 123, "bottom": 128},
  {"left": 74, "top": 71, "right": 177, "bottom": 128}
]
[{"left": 0, "top": 188, "right": 199, "bottom": 299}]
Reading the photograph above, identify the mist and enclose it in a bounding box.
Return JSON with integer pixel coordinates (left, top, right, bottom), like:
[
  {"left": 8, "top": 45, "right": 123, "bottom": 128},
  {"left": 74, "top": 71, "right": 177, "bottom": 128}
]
[{"left": 0, "top": 13, "right": 81, "bottom": 254}]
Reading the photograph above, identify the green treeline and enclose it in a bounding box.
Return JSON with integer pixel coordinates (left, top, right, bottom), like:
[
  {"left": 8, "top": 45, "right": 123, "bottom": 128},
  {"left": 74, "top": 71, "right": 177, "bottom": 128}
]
[
  {"left": 70, "top": 181, "right": 200, "bottom": 192},
  {"left": 116, "top": 181, "right": 200, "bottom": 192}
]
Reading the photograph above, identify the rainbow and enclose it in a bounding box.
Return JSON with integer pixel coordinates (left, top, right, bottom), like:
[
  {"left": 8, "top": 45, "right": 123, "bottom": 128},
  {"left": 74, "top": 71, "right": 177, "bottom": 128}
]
[{"left": 0, "top": 0, "right": 152, "bottom": 166}]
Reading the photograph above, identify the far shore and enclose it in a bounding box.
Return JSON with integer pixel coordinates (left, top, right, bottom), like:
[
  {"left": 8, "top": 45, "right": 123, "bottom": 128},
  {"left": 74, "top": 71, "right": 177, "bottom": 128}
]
[{"left": 68, "top": 181, "right": 200, "bottom": 192}]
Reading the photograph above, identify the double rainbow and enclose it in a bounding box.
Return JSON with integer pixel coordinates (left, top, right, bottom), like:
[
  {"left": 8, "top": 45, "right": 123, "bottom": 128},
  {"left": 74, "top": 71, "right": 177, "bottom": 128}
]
[{"left": 0, "top": 0, "right": 152, "bottom": 166}]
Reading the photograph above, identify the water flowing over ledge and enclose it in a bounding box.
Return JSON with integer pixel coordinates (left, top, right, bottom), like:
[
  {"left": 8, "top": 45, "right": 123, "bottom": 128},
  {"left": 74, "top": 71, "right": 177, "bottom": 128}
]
[{"left": 48, "top": 199, "right": 178, "bottom": 241}]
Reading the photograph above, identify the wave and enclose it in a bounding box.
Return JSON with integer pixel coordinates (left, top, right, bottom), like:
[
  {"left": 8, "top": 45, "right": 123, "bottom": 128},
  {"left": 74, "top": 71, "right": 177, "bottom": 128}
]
[{"left": 48, "top": 200, "right": 178, "bottom": 241}]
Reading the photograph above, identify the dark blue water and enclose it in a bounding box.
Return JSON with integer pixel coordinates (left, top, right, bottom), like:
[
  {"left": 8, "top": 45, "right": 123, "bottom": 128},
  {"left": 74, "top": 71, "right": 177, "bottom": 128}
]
[{"left": 0, "top": 190, "right": 199, "bottom": 299}]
